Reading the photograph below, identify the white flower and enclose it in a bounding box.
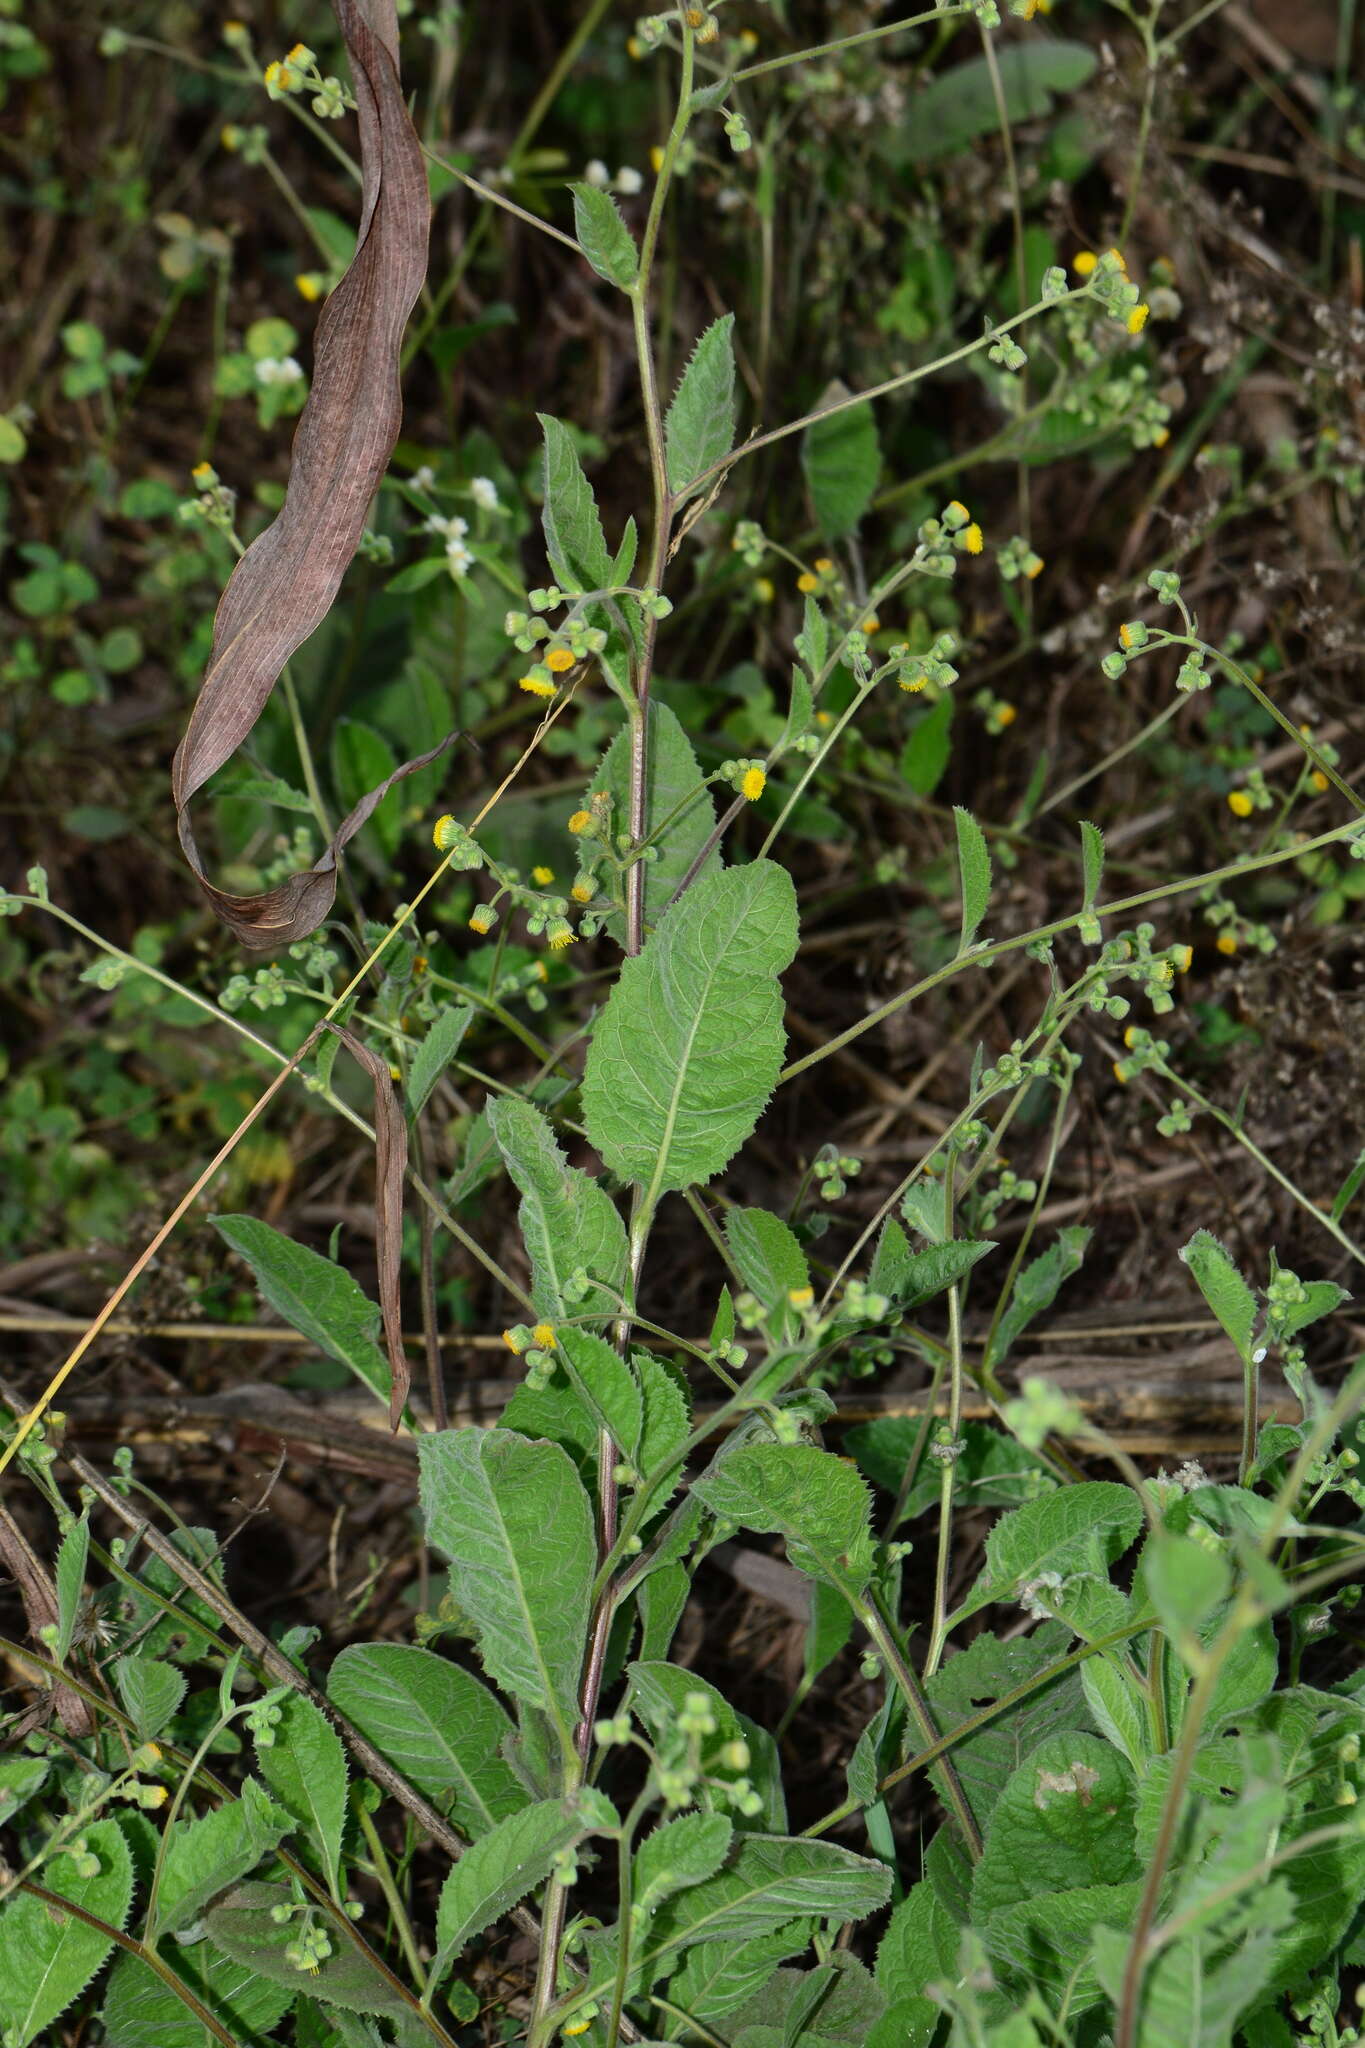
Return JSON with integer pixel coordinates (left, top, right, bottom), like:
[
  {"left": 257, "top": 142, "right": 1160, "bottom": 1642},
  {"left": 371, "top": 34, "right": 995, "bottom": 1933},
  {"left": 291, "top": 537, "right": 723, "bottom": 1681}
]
[
  {"left": 470, "top": 475, "right": 499, "bottom": 511},
  {"left": 411, "top": 464, "right": 436, "bottom": 491},
  {"left": 445, "top": 538, "right": 474, "bottom": 576},
  {"left": 254, "top": 356, "right": 304, "bottom": 387},
  {"left": 614, "top": 166, "right": 643, "bottom": 196},
  {"left": 425, "top": 513, "right": 468, "bottom": 540},
  {"left": 584, "top": 159, "right": 610, "bottom": 189}
]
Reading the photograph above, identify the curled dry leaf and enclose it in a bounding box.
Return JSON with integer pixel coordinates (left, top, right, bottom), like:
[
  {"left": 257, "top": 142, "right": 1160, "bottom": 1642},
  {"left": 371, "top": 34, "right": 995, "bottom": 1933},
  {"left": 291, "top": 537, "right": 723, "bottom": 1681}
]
[
  {"left": 172, "top": 0, "right": 439, "bottom": 951},
  {"left": 326, "top": 1023, "right": 411, "bottom": 1429}
]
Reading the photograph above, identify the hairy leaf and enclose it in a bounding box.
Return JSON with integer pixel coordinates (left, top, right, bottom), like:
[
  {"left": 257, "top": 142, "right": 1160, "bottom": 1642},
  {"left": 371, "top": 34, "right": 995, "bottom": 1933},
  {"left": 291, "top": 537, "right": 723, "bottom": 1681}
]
[
  {"left": 254, "top": 1693, "right": 349, "bottom": 1899},
  {"left": 113, "top": 1652, "right": 186, "bottom": 1743},
  {"left": 802, "top": 383, "right": 880, "bottom": 538},
  {"left": 328, "top": 1642, "right": 523, "bottom": 1835},
  {"left": 213, "top": 1213, "right": 393, "bottom": 1411},
  {"left": 103, "top": 1943, "right": 296, "bottom": 2048},
  {"left": 572, "top": 182, "right": 638, "bottom": 287},
  {"left": 595, "top": 699, "right": 720, "bottom": 942},
  {"left": 486, "top": 1096, "right": 628, "bottom": 1321},
  {"left": 432, "top": 1790, "right": 616, "bottom": 1984},
  {"left": 693, "top": 1443, "right": 874, "bottom": 1601},
  {"left": 205, "top": 1884, "right": 414, "bottom": 2020},
  {"left": 406, "top": 1003, "right": 472, "bottom": 1118},
  {"left": 154, "top": 1777, "right": 293, "bottom": 1936},
  {"left": 538, "top": 413, "right": 613, "bottom": 592},
  {"left": 953, "top": 1483, "right": 1143, "bottom": 1626},
  {"left": 582, "top": 860, "right": 798, "bottom": 1201},
  {"left": 0, "top": 1819, "right": 132, "bottom": 2047},
  {"left": 666, "top": 314, "right": 737, "bottom": 498},
  {"left": 953, "top": 806, "right": 992, "bottom": 952},
  {"left": 984, "top": 1226, "right": 1091, "bottom": 1372},
  {"left": 1179, "top": 1229, "right": 1258, "bottom": 1362}
]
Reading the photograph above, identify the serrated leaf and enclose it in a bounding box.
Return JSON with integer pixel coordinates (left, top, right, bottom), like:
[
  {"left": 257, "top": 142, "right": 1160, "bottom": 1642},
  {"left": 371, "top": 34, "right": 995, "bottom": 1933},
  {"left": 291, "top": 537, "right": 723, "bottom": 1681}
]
[
  {"left": 560, "top": 1328, "right": 644, "bottom": 1461},
  {"left": 870, "top": 1230, "right": 996, "bottom": 1311},
  {"left": 953, "top": 806, "right": 992, "bottom": 952},
  {"left": 113, "top": 1652, "right": 186, "bottom": 1743},
  {"left": 1179, "top": 1230, "right": 1257, "bottom": 1362},
  {"left": 693, "top": 1444, "right": 874, "bottom": 1601},
  {"left": 418, "top": 1428, "right": 595, "bottom": 1750},
  {"left": 1091, "top": 1885, "right": 1293, "bottom": 2045},
  {"left": 801, "top": 385, "right": 880, "bottom": 539},
  {"left": 1079, "top": 819, "right": 1105, "bottom": 908},
  {"left": 253, "top": 1693, "right": 349, "bottom": 1898},
  {"left": 331, "top": 719, "right": 402, "bottom": 861},
  {"left": 634, "top": 1812, "right": 734, "bottom": 1915},
  {"left": 847, "top": 1416, "right": 1053, "bottom": 1526},
  {"left": 1080, "top": 1655, "right": 1149, "bottom": 1770},
  {"left": 1145, "top": 1531, "right": 1232, "bottom": 1646},
  {"left": 153, "top": 1777, "right": 293, "bottom": 1935},
  {"left": 900, "top": 696, "right": 953, "bottom": 798},
  {"left": 538, "top": 414, "right": 613, "bottom": 592},
  {"left": 873, "top": 1881, "right": 957, "bottom": 2047},
  {"left": 572, "top": 182, "right": 638, "bottom": 287},
  {"left": 582, "top": 861, "right": 798, "bottom": 1203},
  {"left": 984, "top": 1226, "right": 1091, "bottom": 1372},
  {"left": 923, "top": 1624, "right": 1085, "bottom": 1840},
  {"left": 725, "top": 1207, "right": 810, "bottom": 1327},
  {"left": 729, "top": 1954, "right": 886, "bottom": 2048},
  {"left": 666, "top": 1925, "right": 817, "bottom": 2023},
  {"left": 432, "top": 1791, "right": 615, "bottom": 1984},
  {"left": 212, "top": 1214, "right": 393, "bottom": 1410},
  {"left": 982, "top": 1879, "right": 1144, "bottom": 2013},
  {"left": 54, "top": 1510, "right": 89, "bottom": 1666},
  {"left": 595, "top": 699, "right": 720, "bottom": 941},
  {"left": 629, "top": 1664, "right": 786, "bottom": 1833},
  {"left": 328, "top": 1642, "right": 523, "bottom": 1836},
  {"left": 635, "top": 1349, "right": 691, "bottom": 1505},
  {"left": 665, "top": 313, "right": 736, "bottom": 499},
  {"left": 0, "top": 1818, "right": 132, "bottom": 2047},
  {"left": 612, "top": 514, "right": 639, "bottom": 585},
  {"left": 406, "top": 1003, "right": 472, "bottom": 1118},
  {"left": 486, "top": 1097, "right": 628, "bottom": 1322},
  {"left": 205, "top": 1884, "right": 414, "bottom": 2020},
  {"left": 952, "top": 1484, "right": 1142, "bottom": 1626},
  {"left": 971, "top": 1732, "right": 1139, "bottom": 1923},
  {"left": 637, "top": 1560, "right": 690, "bottom": 1660},
  {"left": 103, "top": 1941, "right": 296, "bottom": 2048},
  {"left": 779, "top": 668, "right": 813, "bottom": 754}
]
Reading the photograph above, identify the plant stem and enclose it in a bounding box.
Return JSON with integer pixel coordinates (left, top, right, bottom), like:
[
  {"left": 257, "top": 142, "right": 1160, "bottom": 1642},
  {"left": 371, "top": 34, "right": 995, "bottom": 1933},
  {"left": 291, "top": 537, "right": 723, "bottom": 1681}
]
[{"left": 857, "top": 1588, "right": 983, "bottom": 1858}]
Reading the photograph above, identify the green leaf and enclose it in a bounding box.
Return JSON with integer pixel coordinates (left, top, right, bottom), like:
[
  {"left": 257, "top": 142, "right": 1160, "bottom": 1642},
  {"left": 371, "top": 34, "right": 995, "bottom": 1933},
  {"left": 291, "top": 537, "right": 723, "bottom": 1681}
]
[
  {"left": 892, "top": 42, "right": 1097, "bottom": 165},
  {"left": 873, "top": 1881, "right": 958, "bottom": 2048},
  {"left": 1079, "top": 819, "right": 1105, "bottom": 907},
  {"left": 154, "top": 1777, "right": 293, "bottom": 1935},
  {"left": 0, "top": 1818, "right": 132, "bottom": 2048},
  {"left": 212, "top": 1214, "right": 394, "bottom": 1411},
  {"left": 801, "top": 385, "right": 880, "bottom": 539},
  {"left": 1091, "top": 1884, "right": 1293, "bottom": 2045},
  {"left": 1179, "top": 1230, "right": 1258, "bottom": 1362},
  {"left": 971, "top": 1731, "right": 1139, "bottom": 1922},
  {"left": 899, "top": 696, "right": 953, "bottom": 798},
  {"left": 924, "top": 1624, "right": 1084, "bottom": 1849},
  {"left": 113, "top": 1652, "right": 186, "bottom": 1742},
  {"left": 634, "top": 1812, "right": 734, "bottom": 1915},
  {"left": 953, "top": 806, "right": 992, "bottom": 952},
  {"left": 1145, "top": 1531, "right": 1232, "bottom": 1645},
  {"left": 63, "top": 804, "right": 132, "bottom": 842},
  {"left": 330, "top": 719, "right": 402, "bottom": 861},
  {"left": 981, "top": 1879, "right": 1144, "bottom": 2013},
  {"left": 432, "top": 1790, "right": 616, "bottom": 1984},
  {"left": 692, "top": 1444, "right": 874, "bottom": 1601},
  {"left": 486, "top": 1097, "right": 628, "bottom": 1322},
  {"left": 802, "top": 1579, "right": 855, "bottom": 1692},
  {"left": 253, "top": 1692, "right": 348, "bottom": 1898},
  {"left": 1080, "top": 1655, "right": 1149, "bottom": 1770},
  {"left": 560, "top": 1328, "right": 643, "bottom": 1461},
  {"left": 635, "top": 1349, "right": 692, "bottom": 1508},
  {"left": 952, "top": 1483, "right": 1143, "bottom": 1626},
  {"left": 418, "top": 1428, "right": 596, "bottom": 1749},
  {"left": 779, "top": 668, "right": 814, "bottom": 755},
  {"left": 869, "top": 1228, "right": 996, "bottom": 1310},
  {"left": 581, "top": 860, "right": 799, "bottom": 1202},
  {"left": 572, "top": 183, "right": 639, "bottom": 288},
  {"left": 54, "top": 1509, "right": 89, "bottom": 1665},
  {"left": 538, "top": 414, "right": 613, "bottom": 592},
  {"left": 725, "top": 1207, "right": 810, "bottom": 1328},
  {"left": 847, "top": 1416, "right": 1053, "bottom": 1526},
  {"left": 406, "top": 1003, "right": 472, "bottom": 1118},
  {"left": 583, "top": 1836, "right": 892, "bottom": 2002},
  {"left": 0, "top": 414, "right": 28, "bottom": 464},
  {"left": 637, "top": 1561, "right": 690, "bottom": 1660},
  {"left": 666, "top": 314, "right": 737, "bottom": 499},
  {"left": 984, "top": 1226, "right": 1091, "bottom": 1371},
  {"left": 665, "top": 1925, "right": 817, "bottom": 2024},
  {"left": 103, "top": 1942, "right": 296, "bottom": 2048},
  {"left": 222, "top": 770, "right": 315, "bottom": 814},
  {"left": 629, "top": 1664, "right": 787, "bottom": 1833},
  {"left": 328, "top": 1643, "right": 523, "bottom": 1836},
  {"left": 729, "top": 1954, "right": 886, "bottom": 2048},
  {"left": 204, "top": 1884, "right": 414, "bottom": 2020},
  {"left": 594, "top": 699, "right": 720, "bottom": 942}
]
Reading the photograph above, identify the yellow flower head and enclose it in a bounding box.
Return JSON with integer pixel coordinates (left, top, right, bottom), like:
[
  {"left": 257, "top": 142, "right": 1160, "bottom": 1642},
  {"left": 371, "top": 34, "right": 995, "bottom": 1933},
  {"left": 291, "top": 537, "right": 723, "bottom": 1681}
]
[
  {"left": 1123, "top": 1024, "right": 1140, "bottom": 1048},
  {"left": 1227, "top": 789, "right": 1253, "bottom": 818},
  {"left": 1215, "top": 931, "right": 1238, "bottom": 956},
  {"left": 532, "top": 865, "right": 555, "bottom": 886},
  {"left": 1112, "top": 1061, "right": 1128, "bottom": 1084},
  {"left": 532, "top": 1323, "right": 556, "bottom": 1349},
  {"left": 388, "top": 1063, "right": 402, "bottom": 1081},
  {"left": 432, "top": 813, "right": 456, "bottom": 849},
  {"left": 741, "top": 766, "right": 766, "bottom": 801},
  {"left": 861, "top": 615, "right": 879, "bottom": 634},
  {"left": 263, "top": 60, "right": 281, "bottom": 87},
  {"left": 549, "top": 928, "right": 576, "bottom": 951},
  {"left": 1118, "top": 623, "right": 1138, "bottom": 649},
  {"left": 287, "top": 42, "right": 312, "bottom": 64},
  {"left": 995, "top": 702, "right": 1017, "bottom": 728},
  {"left": 788, "top": 1285, "right": 814, "bottom": 1309},
  {"left": 627, "top": 35, "right": 643, "bottom": 57},
  {"left": 1026, "top": 554, "right": 1045, "bottom": 579},
  {"left": 545, "top": 646, "right": 575, "bottom": 673},
  {"left": 964, "top": 523, "right": 984, "bottom": 555},
  {"left": 754, "top": 576, "right": 774, "bottom": 603},
  {"left": 503, "top": 1327, "right": 527, "bottom": 1354},
  {"left": 1106, "top": 247, "right": 1129, "bottom": 273},
  {"left": 899, "top": 672, "right": 926, "bottom": 694},
  {"left": 520, "top": 676, "right": 557, "bottom": 698},
  {"left": 1153, "top": 427, "right": 1170, "bottom": 448},
  {"left": 1072, "top": 250, "right": 1098, "bottom": 276},
  {"left": 650, "top": 145, "right": 665, "bottom": 173},
  {"left": 1311, "top": 769, "right": 1329, "bottom": 792},
  {"left": 946, "top": 500, "right": 970, "bottom": 525},
  {"left": 571, "top": 880, "right": 594, "bottom": 903},
  {"left": 413, "top": 954, "right": 428, "bottom": 974},
  {"left": 816, "top": 709, "right": 832, "bottom": 725},
  {"left": 140, "top": 1784, "right": 170, "bottom": 1809},
  {"left": 295, "top": 272, "right": 323, "bottom": 302},
  {"left": 797, "top": 572, "right": 819, "bottom": 594},
  {"left": 1127, "top": 303, "right": 1150, "bottom": 335},
  {"left": 469, "top": 905, "right": 496, "bottom": 934},
  {"left": 814, "top": 557, "right": 833, "bottom": 573},
  {"left": 191, "top": 460, "right": 217, "bottom": 487},
  {"left": 1174, "top": 945, "right": 1193, "bottom": 972},
  {"left": 568, "top": 809, "right": 593, "bottom": 835}
]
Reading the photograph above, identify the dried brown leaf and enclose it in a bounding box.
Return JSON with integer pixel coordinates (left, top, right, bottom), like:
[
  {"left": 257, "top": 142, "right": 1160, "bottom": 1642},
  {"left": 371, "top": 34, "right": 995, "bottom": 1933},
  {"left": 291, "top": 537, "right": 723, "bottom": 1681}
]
[
  {"left": 326, "top": 1024, "right": 411, "bottom": 1429},
  {"left": 172, "top": 0, "right": 436, "bottom": 950}
]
